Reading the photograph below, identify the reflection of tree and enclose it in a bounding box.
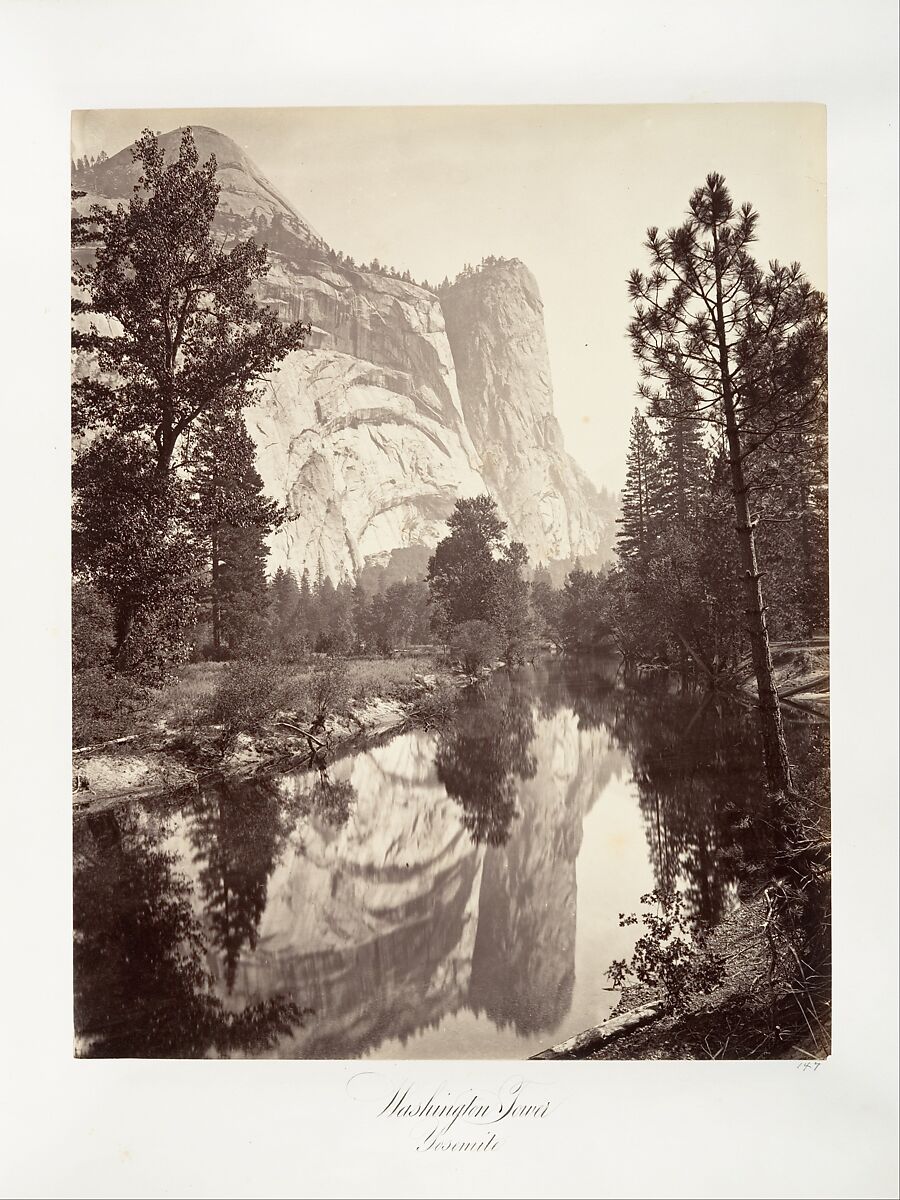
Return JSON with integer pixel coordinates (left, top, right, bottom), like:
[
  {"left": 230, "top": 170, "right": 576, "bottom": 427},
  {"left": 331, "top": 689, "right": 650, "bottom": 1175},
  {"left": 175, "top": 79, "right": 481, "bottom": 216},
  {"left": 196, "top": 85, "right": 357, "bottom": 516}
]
[
  {"left": 187, "top": 772, "right": 356, "bottom": 991},
  {"left": 434, "top": 682, "right": 537, "bottom": 845},
  {"left": 605, "top": 678, "right": 767, "bottom": 927},
  {"left": 74, "top": 809, "right": 307, "bottom": 1058},
  {"left": 186, "top": 780, "right": 288, "bottom": 992},
  {"left": 304, "top": 771, "right": 356, "bottom": 829},
  {"left": 537, "top": 655, "right": 785, "bottom": 929}
]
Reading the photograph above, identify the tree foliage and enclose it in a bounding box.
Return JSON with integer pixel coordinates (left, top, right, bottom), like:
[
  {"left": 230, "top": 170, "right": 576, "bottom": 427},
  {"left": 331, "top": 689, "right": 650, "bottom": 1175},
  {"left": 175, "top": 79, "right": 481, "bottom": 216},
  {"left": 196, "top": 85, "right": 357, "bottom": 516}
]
[
  {"left": 625, "top": 174, "right": 827, "bottom": 790},
  {"left": 72, "top": 127, "right": 310, "bottom": 469},
  {"left": 427, "top": 494, "right": 533, "bottom": 658},
  {"left": 72, "top": 127, "right": 309, "bottom": 680}
]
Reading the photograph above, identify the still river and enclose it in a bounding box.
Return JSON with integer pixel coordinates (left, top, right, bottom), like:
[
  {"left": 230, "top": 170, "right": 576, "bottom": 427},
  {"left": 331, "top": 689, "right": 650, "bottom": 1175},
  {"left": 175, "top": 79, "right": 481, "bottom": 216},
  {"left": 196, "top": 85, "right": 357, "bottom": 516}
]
[{"left": 73, "top": 655, "right": 827, "bottom": 1059}]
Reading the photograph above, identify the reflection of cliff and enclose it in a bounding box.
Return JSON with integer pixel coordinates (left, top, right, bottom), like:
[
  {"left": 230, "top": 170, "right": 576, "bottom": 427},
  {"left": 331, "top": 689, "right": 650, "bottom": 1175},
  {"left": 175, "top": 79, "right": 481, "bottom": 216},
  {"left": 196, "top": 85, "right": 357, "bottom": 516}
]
[
  {"left": 217, "top": 733, "right": 486, "bottom": 1058},
  {"left": 468, "top": 701, "right": 623, "bottom": 1036}
]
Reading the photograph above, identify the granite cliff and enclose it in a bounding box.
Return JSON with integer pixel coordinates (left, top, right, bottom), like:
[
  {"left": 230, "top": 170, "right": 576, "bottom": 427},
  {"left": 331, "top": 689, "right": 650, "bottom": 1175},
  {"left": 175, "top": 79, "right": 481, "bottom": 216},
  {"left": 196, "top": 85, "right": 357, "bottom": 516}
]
[{"left": 73, "top": 126, "right": 616, "bottom": 579}]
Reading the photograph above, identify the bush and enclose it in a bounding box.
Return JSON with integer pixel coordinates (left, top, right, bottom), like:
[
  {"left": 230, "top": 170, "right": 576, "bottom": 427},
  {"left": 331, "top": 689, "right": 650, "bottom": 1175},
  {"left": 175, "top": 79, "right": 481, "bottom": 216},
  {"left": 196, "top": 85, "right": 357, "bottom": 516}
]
[
  {"left": 411, "top": 679, "right": 460, "bottom": 727},
  {"left": 607, "top": 889, "right": 726, "bottom": 1013},
  {"left": 449, "top": 620, "right": 502, "bottom": 674},
  {"left": 72, "top": 667, "right": 149, "bottom": 747},
  {"left": 315, "top": 629, "right": 352, "bottom": 656},
  {"left": 201, "top": 657, "right": 287, "bottom": 746},
  {"left": 300, "top": 655, "right": 350, "bottom": 724}
]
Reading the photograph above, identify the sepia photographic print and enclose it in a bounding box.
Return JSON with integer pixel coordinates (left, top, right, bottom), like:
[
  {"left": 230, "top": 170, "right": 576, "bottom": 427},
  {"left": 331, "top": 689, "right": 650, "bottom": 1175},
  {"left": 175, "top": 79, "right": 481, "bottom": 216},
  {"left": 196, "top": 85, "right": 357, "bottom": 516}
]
[
  {"left": 1, "top": 0, "right": 896, "bottom": 1193},
  {"left": 69, "top": 104, "right": 835, "bottom": 1065}
]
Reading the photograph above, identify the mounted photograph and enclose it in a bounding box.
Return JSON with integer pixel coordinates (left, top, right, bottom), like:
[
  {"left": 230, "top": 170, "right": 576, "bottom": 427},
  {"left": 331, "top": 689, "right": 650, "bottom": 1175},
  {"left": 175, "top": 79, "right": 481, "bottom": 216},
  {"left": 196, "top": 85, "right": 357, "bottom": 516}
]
[{"left": 70, "top": 104, "right": 829, "bottom": 1061}]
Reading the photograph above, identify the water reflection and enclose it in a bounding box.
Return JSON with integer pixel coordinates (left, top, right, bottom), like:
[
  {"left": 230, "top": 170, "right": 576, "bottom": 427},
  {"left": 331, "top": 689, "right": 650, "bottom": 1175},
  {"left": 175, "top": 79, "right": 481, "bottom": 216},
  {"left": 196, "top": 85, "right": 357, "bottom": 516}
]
[
  {"left": 73, "top": 807, "right": 306, "bottom": 1058},
  {"left": 73, "top": 655, "right": 827, "bottom": 1059},
  {"left": 435, "top": 680, "right": 537, "bottom": 846}
]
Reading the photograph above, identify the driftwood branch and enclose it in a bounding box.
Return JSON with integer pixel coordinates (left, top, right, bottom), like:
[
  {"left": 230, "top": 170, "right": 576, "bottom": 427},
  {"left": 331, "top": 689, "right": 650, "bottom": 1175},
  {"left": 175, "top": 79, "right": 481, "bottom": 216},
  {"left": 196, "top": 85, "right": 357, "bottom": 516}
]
[
  {"left": 530, "top": 1001, "right": 663, "bottom": 1059},
  {"left": 73, "top": 733, "right": 142, "bottom": 755},
  {"left": 275, "top": 721, "right": 328, "bottom": 749}
]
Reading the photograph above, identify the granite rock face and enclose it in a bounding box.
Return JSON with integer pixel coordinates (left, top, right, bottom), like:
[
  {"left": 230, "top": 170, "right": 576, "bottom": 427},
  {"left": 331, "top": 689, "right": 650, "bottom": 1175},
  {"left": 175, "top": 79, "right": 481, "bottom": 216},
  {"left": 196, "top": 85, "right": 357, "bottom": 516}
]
[
  {"left": 442, "top": 262, "right": 610, "bottom": 565},
  {"left": 74, "top": 127, "right": 615, "bottom": 579}
]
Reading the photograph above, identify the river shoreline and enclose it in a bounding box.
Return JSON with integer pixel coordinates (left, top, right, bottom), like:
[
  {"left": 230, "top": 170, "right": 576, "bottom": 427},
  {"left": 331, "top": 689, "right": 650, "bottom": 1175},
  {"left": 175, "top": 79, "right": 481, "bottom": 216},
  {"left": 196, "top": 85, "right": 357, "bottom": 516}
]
[{"left": 72, "top": 664, "right": 480, "bottom": 819}]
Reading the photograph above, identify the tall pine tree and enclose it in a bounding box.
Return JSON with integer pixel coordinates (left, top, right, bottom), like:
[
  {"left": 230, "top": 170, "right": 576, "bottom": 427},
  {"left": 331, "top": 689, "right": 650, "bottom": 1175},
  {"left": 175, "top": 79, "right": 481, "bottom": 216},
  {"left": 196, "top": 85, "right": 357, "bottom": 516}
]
[
  {"left": 190, "top": 406, "right": 280, "bottom": 657},
  {"left": 658, "top": 402, "right": 708, "bottom": 528},
  {"left": 616, "top": 409, "right": 661, "bottom": 561}
]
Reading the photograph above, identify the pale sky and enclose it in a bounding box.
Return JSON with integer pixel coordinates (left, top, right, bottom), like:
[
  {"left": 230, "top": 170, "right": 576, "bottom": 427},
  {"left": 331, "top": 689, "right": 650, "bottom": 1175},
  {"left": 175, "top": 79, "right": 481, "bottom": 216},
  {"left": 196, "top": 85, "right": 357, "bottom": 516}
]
[{"left": 72, "top": 105, "right": 826, "bottom": 493}]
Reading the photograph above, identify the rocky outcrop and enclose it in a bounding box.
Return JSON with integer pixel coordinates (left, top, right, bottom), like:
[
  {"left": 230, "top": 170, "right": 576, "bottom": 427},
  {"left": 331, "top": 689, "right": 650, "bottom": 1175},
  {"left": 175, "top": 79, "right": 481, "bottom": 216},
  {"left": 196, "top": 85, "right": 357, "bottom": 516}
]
[
  {"left": 78, "top": 125, "right": 323, "bottom": 248},
  {"left": 247, "top": 261, "right": 487, "bottom": 578},
  {"left": 442, "top": 261, "right": 610, "bottom": 563},
  {"left": 74, "top": 127, "right": 615, "bottom": 580}
]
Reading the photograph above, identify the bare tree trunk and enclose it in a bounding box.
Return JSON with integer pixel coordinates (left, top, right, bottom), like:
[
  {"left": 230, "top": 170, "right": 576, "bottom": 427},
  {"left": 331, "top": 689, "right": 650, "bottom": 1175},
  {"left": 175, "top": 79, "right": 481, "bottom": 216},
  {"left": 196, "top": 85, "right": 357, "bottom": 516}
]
[
  {"left": 211, "top": 527, "right": 221, "bottom": 655},
  {"left": 712, "top": 228, "right": 793, "bottom": 794}
]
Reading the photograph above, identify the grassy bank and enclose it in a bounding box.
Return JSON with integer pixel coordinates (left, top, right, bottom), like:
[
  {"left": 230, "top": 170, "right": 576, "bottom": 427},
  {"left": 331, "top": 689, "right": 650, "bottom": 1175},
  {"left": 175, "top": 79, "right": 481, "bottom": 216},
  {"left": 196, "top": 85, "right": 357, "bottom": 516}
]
[
  {"left": 73, "top": 652, "right": 454, "bottom": 811},
  {"left": 149, "top": 654, "right": 442, "bottom": 733}
]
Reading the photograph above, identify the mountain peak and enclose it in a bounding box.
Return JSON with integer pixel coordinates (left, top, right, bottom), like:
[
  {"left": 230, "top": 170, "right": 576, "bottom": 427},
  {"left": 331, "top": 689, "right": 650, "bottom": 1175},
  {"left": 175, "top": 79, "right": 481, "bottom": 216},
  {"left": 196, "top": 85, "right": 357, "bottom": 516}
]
[{"left": 76, "top": 124, "right": 324, "bottom": 247}]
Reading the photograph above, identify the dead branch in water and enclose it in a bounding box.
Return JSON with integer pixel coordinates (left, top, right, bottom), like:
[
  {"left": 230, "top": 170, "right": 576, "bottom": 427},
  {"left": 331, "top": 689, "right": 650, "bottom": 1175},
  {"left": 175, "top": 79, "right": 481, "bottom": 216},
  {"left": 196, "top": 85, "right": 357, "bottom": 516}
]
[{"left": 275, "top": 721, "right": 328, "bottom": 749}]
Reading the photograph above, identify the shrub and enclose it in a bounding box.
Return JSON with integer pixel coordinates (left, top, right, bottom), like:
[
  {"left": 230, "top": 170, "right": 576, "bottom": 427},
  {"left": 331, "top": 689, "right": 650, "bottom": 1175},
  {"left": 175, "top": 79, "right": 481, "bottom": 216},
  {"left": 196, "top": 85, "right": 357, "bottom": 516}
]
[
  {"left": 411, "top": 679, "right": 460, "bottom": 727},
  {"left": 449, "top": 620, "right": 502, "bottom": 674},
  {"left": 72, "top": 667, "right": 149, "bottom": 747},
  {"left": 201, "top": 657, "right": 287, "bottom": 747},
  {"left": 607, "top": 888, "right": 726, "bottom": 1013},
  {"left": 315, "top": 629, "right": 352, "bottom": 656},
  {"left": 302, "top": 655, "right": 350, "bottom": 723}
]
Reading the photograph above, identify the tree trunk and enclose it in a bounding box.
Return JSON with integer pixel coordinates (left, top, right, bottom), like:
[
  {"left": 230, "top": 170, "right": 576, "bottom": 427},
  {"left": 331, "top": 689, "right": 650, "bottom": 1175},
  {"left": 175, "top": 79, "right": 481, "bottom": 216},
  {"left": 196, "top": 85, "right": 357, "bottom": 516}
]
[
  {"left": 113, "top": 602, "right": 135, "bottom": 670},
  {"left": 211, "top": 528, "right": 221, "bottom": 654},
  {"left": 711, "top": 227, "right": 793, "bottom": 794}
]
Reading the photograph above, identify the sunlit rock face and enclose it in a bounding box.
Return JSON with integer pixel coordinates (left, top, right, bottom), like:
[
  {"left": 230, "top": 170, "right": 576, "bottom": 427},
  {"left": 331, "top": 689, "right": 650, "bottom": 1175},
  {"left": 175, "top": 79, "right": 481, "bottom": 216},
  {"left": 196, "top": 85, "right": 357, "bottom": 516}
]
[
  {"left": 247, "top": 266, "right": 487, "bottom": 580},
  {"left": 75, "top": 127, "right": 614, "bottom": 580},
  {"left": 80, "top": 125, "right": 324, "bottom": 247},
  {"left": 442, "top": 262, "right": 610, "bottom": 564}
]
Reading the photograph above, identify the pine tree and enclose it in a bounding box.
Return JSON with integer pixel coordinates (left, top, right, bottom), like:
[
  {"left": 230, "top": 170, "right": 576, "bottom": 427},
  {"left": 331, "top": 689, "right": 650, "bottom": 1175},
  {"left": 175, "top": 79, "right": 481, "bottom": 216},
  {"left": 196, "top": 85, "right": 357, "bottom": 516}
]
[
  {"left": 658, "top": 403, "right": 708, "bottom": 527},
  {"left": 269, "top": 568, "right": 301, "bottom": 650},
  {"left": 616, "top": 409, "right": 661, "bottom": 561},
  {"left": 190, "top": 407, "right": 280, "bottom": 657},
  {"left": 628, "top": 173, "right": 827, "bottom": 791}
]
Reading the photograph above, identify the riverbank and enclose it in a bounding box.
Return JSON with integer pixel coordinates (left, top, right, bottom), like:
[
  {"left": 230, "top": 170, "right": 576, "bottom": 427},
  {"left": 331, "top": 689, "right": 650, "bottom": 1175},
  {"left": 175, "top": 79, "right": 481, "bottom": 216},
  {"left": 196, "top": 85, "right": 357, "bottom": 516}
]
[
  {"left": 72, "top": 653, "right": 462, "bottom": 817},
  {"left": 744, "top": 639, "right": 830, "bottom": 718},
  {"left": 533, "top": 776, "right": 831, "bottom": 1061}
]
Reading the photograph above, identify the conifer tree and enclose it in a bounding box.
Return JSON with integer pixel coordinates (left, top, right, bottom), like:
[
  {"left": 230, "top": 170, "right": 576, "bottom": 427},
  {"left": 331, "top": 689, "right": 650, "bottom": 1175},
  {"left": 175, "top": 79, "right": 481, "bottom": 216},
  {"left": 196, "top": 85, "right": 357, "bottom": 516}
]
[
  {"left": 190, "top": 406, "right": 280, "bottom": 657},
  {"left": 268, "top": 568, "right": 301, "bottom": 650},
  {"left": 628, "top": 173, "right": 827, "bottom": 791},
  {"left": 616, "top": 409, "right": 661, "bottom": 560},
  {"left": 658, "top": 404, "right": 708, "bottom": 527}
]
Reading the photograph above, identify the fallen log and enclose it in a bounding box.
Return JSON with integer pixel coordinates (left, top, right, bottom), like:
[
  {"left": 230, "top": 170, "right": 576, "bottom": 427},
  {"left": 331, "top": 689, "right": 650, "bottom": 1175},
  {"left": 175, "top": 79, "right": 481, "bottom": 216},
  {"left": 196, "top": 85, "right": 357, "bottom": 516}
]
[
  {"left": 777, "top": 672, "right": 830, "bottom": 699},
  {"left": 73, "top": 733, "right": 143, "bottom": 755},
  {"left": 275, "top": 721, "right": 328, "bottom": 749},
  {"left": 529, "top": 1001, "right": 663, "bottom": 1059}
]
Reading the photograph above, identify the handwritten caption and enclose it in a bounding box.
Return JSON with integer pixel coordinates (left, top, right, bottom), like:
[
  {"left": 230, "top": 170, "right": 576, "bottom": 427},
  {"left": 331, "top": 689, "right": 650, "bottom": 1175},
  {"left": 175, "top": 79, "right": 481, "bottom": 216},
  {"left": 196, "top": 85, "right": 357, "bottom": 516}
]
[{"left": 348, "top": 1074, "right": 556, "bottom": 1153}]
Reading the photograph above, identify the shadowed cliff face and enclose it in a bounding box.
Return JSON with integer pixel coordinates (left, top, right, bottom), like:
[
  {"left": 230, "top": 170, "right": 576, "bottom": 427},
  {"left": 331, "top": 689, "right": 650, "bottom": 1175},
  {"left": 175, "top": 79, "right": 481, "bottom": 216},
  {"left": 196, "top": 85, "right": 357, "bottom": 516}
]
[{"left": 74, "top": 127, "right": 614, "bottom": 579}]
